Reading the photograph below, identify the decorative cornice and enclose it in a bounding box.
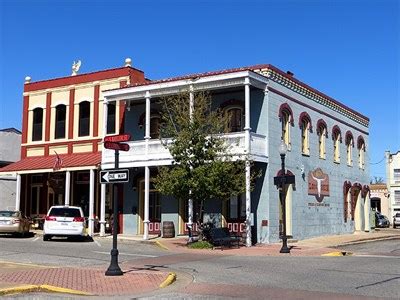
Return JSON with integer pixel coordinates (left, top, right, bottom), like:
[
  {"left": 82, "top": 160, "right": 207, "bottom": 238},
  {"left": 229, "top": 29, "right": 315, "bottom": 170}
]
[{"left": 259, "top": 68, "right": 369, "bottom": 128}]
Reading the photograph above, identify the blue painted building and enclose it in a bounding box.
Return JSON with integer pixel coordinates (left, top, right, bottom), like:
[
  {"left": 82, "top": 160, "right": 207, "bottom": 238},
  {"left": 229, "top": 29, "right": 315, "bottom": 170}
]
[{"left": 101, "top": 64, "right": 370, "bottom": 245}]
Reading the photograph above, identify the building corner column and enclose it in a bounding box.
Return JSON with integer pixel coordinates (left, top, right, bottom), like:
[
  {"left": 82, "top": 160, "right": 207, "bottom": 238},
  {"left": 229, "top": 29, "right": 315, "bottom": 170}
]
[
  {"left": 143, "top": 91, "right": 151, "bottom": 240},
  {"left": 15, "top": 174, "right": 21, "bottom": 211},
  {"left": 100, "top": 183, "right": 106, "bottom": 236},
  {"left": 88, "top": 169, "right": 95, "bottom": 236},
  {"left": 244, "top": 78, "right": 252, "bottom": 247},
  {"left": 65, "top": 171, "right": 71, "bottom": 206}
]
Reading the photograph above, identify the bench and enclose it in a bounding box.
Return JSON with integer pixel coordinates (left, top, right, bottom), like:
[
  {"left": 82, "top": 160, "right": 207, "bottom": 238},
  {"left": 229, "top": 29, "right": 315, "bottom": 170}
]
[{"left": 209, "top": 227, "right": 241, "bottom": 250}]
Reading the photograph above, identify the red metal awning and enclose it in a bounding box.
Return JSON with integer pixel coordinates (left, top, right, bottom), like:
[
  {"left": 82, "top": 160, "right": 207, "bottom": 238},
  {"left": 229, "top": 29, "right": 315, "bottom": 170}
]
[{"left": 0, "top": 152, "right": 101, "bottom": 173}]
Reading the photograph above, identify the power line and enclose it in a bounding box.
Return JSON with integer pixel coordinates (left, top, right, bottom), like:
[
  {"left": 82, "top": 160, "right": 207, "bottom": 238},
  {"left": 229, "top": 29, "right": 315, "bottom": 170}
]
[{"left": 370, "top": 156, "right": 385, "bottom": 165}]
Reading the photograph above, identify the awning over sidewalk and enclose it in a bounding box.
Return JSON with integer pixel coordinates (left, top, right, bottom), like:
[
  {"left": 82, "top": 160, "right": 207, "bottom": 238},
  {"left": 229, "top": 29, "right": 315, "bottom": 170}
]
[{"left": 0, "top": 152, "right": 101, "bottom": 174}]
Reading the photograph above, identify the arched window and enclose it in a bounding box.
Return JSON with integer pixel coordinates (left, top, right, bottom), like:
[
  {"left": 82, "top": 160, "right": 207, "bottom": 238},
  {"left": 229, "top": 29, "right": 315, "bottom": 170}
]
[
  {"left": 316, "top": 119, "right": 328, "bottom": 159},
  {"left": 32, "top": 108, "right": 43, "bottom": 141},
  {"left": 345, "top": 131, "right": 354, "bottom": 166},
  {"left": 299, "top": 112, "right": 312, "bottom": 155},
  {"left": 107, "top": 102, "right": 116, "bottom": 134},
  {"left": 54, "top": 105, "right": 66, "bottom": 139},
  {"left": 332, "top": 125, "right": 342, "bottom": 163},
  {"left": 279, "top": 103, "right": 293, "bottom": 149},
  {"left": 78, "top": 101, "right": 90, "bottom": 137},
  {"left": 226, "top": 107, "right": 244, "bottom": 133},
  {"left": 357, "top": 136, "right": 366, "bottom": 169},
  {"left": 220, "top": 100, "right": 245, "bottom": 133}
]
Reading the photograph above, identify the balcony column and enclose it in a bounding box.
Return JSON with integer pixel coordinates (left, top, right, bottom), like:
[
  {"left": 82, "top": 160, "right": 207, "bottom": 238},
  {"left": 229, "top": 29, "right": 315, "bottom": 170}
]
[
  {"left": 15, "top": 174, "right": 21, "bottom": 211},
  {"left": 143, "top": 91, "right": 151, "bottom": 240},
  {"left": 88, "top": 169, "right": 95, "bottom": 236},
  {"left": 65, "top": 171, "right": 71, "bottom": 206},
  {"left": 244, "top": 78, "right": 252, "bottom": 247},
  {"left": 100, "top": 98, "right": 108, "bottom": 236},
  {"left": 102, "top": 98, "right": 108, "bottom": 138},
  {"left": 100, "top": 183, "right": 106, "bottom": 236},
  {"left": 187, "top": 86, "right": 194, "bottom": 239}
]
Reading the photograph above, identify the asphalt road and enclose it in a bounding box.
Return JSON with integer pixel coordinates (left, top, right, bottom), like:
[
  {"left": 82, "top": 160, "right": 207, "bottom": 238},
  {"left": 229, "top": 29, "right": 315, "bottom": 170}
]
[{"left": 0, "top": 234, "right": 399, "bottom": 299}]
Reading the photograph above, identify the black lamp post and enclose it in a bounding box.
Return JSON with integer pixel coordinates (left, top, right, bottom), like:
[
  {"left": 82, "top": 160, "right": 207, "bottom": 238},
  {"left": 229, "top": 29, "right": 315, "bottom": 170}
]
[{"left": 278, "top": 139, "right": 290, "bottom": 254}]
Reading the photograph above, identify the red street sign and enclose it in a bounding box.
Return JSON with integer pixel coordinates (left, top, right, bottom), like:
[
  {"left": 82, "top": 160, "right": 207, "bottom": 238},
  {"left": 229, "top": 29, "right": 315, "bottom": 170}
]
[
  {"left": 104, "top": 141, "right": 130, "bottom": 152},
  {"left": 104, "top": 134, "right": 131, "bottom": 143}
]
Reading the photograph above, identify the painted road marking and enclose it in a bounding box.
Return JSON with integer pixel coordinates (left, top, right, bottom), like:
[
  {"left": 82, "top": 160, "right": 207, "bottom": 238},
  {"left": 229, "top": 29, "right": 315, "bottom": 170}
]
[
  {"left": 32, "top": 237, "right": 40, "bottom": 242},
  {"left": 94, "top": 240, "right": 102, "bottom": 247},
  {"left": 93, "top": 251, "right": 157, "bottom": 257}
]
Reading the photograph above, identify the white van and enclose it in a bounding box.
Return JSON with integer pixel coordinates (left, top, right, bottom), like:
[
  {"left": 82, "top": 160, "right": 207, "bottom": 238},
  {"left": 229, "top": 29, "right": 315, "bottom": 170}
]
[{"left": 43, "top": 206, "right": 86, "bottom": 241}]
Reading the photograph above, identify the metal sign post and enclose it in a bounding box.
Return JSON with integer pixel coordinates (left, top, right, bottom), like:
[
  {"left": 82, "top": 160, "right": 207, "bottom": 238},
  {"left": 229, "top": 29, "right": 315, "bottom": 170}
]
[{"left": 102, "top": 134, "right": 131, "bottom": 277}]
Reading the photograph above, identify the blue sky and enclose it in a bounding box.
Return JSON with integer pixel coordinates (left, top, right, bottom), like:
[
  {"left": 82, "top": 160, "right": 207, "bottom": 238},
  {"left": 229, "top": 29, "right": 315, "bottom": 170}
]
[{"left": 0, "top": 0, "right": 398, "bottom": 179}]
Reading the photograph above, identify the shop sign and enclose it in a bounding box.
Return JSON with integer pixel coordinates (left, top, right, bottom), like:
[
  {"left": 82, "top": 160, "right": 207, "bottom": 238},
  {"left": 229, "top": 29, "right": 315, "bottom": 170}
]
[{"left": 308, "top": 168, "right": 329, "bottom": 202}]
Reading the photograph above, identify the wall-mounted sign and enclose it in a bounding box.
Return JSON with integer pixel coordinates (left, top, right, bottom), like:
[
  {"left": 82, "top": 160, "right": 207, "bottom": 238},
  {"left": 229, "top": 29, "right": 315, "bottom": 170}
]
[{"left": 308, "top": 168, "right": 329, "bottom": 202}]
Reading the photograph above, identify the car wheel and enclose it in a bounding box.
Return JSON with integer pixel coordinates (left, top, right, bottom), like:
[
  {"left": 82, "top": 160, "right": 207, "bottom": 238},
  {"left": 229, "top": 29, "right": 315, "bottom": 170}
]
[{"left": 43, "top": 235, "right": 51, "bottom": 241}]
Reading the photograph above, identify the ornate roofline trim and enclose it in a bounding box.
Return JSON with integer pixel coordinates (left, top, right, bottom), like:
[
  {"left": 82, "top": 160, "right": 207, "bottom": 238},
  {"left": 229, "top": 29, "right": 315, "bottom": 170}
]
[{"left": 260, "top": 67, "right": 369, "bottom": 127}]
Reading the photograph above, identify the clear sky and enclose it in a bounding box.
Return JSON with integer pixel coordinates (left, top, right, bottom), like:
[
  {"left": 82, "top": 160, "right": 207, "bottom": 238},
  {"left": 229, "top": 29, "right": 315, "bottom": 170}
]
[{"left": 0, "top": 0, "right": 399, "bottom": 180}]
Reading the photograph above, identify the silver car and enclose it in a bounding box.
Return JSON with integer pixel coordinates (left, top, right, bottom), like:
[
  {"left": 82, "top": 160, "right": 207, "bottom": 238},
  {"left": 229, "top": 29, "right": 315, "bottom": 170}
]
[
  {"left": 0, "top": 211, "right": 31, "bottom": 237},
  {"left": 43, "top": 206, "right": 86, "bottom": 241}
]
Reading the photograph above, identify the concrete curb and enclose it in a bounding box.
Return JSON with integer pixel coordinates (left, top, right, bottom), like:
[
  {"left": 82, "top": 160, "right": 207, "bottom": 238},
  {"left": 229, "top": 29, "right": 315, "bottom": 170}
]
[
  {"left": 155, "top": 240, "right": 170, "bottom": 251},
  {"left": 321, "top": 251, "right": 353, "bottom": 257},
  {"left": 334, "top": 235, "right": 400, "bottom": 248},
  {"left": 0, "top": 284, "right": 92, "bottom": 296},
  {"left": 159, "top": 272, "right": 177, "bottom": 288}
]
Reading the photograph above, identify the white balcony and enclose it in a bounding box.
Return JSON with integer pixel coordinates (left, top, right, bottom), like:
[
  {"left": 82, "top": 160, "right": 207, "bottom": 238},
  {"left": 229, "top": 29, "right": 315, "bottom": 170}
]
[{"left": 102, "top": 132, "right": 268, "bottom": 169}]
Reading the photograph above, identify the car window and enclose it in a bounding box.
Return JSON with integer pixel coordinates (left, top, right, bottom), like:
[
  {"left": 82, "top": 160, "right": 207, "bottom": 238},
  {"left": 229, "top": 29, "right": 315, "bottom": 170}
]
[
  {"left": 48, "top": 208, "right": 81, "bottom": 218},
  {"left": 0, "top": 211, "right": 19, "bottom": 217}
]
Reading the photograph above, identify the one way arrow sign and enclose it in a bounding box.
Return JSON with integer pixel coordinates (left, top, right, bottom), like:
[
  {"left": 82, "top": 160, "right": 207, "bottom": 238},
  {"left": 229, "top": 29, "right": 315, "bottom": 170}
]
[{"left": 100, "top": 169, "right": 129, "bottom": 184}]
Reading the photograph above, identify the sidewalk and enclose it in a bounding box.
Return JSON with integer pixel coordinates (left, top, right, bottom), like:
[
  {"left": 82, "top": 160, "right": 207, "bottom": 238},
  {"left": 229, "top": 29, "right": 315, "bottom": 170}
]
[
  {"left": 151, "top": 228, "right": 400, "bottom": 257},
  {"left": 0, "top": 261, "right": 173, "bottom": 297}
]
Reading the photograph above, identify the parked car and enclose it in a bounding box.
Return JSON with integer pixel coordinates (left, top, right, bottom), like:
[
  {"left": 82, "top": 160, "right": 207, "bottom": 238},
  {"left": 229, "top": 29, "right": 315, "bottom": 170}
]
[
  {"left": 393, "top": 213, "right": 400, "bottom": 229},
  {"left": 43, "top": 206, "right": 86, "bottom": 241},
  {"left": 375, "top": 212, "right": 390, "bottom": 228},
  {"left": 0, "top": 210, "right": 31, "bottom": 237}
]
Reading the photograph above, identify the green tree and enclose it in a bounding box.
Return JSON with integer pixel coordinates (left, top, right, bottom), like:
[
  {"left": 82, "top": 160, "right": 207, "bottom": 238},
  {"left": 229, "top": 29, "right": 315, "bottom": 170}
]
[{"left": 154, "top": 91, "right": 256, "bottom": 231}]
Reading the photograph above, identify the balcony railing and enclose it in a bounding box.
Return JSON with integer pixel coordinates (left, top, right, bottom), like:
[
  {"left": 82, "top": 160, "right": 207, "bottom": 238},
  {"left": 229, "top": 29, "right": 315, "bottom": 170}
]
[{"left": 102, "top": 132, "right": 268, "bottom": 169}]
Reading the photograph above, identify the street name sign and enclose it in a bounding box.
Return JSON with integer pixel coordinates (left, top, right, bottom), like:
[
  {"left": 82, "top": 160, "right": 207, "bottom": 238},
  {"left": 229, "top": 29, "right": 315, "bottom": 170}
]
[
  {"left": 100, "top": 169, "right": 130, "bottom": 184},
  {"left": 104, "top": 141, "right": 130, "bottom": 152},
  {"left": 104, "top": 134, "right": 131, "bottom": 143}
]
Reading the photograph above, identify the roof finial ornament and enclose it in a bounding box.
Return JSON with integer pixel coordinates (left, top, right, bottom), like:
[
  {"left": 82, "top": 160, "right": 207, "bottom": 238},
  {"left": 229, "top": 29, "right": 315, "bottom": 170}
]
[
  {"left": 124, "top": 58, "right": 132, "bottom": 67},
  {"left": 24, "top": 76, "right": 31, "bottom": 84},
  {"left": 71, "top": 60, "right": 81, "bottom": 76}
]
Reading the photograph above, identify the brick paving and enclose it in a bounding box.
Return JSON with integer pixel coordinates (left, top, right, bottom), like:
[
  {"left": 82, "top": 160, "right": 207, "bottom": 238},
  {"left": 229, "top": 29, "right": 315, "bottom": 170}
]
[{"left": 0, "top": 267, "right": 168, "bottom": 296}]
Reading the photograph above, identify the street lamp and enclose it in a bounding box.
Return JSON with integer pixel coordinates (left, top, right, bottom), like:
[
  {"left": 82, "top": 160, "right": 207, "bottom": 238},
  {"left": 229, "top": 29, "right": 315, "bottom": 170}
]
[{"left": 278, "top": 139, "right": 290, "bottom": 254}]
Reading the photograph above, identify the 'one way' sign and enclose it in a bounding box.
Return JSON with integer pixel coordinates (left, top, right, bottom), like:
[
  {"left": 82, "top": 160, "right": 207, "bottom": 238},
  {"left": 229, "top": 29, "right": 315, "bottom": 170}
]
[{"left": 100, "top": 169, "right": 130, "bottom": 184}]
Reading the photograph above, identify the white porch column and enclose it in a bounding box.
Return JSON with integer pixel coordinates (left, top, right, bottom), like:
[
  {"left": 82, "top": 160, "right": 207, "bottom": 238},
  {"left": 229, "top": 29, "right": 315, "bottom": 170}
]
[
  {"left": 244, "top": 78, "right": 252, "bottom": 247},
  {"left": 88, "top": 169, "right": 95, "bottom": 236},
  {"left": 100, "top": 183, "right": 106, "bottom": 236},
  {"left": 15, "top": 174, "right": 21, "bottom": 211},
  {"left": 65, "top": 171, "right": 71, "bottom": 206},
  {"left": 143, "top": 91, "right": 151, "bottom": 240},
  {"left": 102, "top": 98, "right": 108, "bottom": 137},
  {"left": 144, "top": 166, "right": 150, "bottom": 240},
  {"left": 188, "top": 87, "right": 194, "bottom": 232},
  {"left": 364, "top": 191, "right": 371, "bottom": 232}
]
